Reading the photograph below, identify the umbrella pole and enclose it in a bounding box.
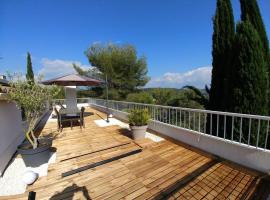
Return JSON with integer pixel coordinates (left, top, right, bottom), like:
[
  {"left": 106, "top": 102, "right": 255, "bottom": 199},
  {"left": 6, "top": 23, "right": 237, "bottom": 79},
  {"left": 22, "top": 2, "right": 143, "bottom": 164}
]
[{"left": 105, "top": 74, "right": 109, "bottom": 123}]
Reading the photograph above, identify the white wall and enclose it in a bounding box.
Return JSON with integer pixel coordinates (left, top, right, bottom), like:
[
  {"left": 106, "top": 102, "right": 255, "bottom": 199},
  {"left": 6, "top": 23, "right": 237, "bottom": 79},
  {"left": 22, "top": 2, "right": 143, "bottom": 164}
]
[
  {"left": 0, "top": 101, "right": 25, "bottom": 176},
  {"left": 90, "top": 104, "right": 270, "bottom": 173},
  {"left": 65, "top": 86, "right": 77, "bottom": 111}
]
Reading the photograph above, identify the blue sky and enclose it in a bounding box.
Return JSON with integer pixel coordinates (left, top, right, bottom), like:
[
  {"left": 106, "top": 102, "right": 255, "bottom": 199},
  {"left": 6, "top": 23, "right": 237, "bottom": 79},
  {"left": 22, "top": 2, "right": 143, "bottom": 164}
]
[{"left": 1, "top": 0, "right": 270, "bottom": 88}]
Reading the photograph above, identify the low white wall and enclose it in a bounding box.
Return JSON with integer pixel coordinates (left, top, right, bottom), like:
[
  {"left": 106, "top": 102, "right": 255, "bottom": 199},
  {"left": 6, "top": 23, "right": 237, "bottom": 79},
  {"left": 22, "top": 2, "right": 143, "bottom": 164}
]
[
  {"left": 0, "top": 100, "right": 50, "bottom": 176},
  {"left": 0, "top": 101, "right": 25, "bottom": 176},
  {"left": 91, "top": 104, "right": 270, "bottom": 173}
]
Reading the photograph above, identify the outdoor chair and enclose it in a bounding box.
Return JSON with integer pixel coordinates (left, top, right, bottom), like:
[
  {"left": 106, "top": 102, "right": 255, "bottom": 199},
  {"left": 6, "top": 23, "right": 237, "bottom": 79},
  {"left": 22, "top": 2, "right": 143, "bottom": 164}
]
[{"left": 54, "top": 107, "right": 85, "bottom": 132}]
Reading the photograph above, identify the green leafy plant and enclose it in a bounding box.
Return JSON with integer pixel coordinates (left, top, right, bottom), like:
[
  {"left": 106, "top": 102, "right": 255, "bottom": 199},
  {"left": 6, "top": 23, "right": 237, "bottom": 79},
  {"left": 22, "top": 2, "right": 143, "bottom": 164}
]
[
  {"left": 128, "top": 109, "right": 150, "bottom": 126},
  {"left": 126, "top": 92, "right": 154, "bottom": 104},
  {"left": 7, "top": 74, "right": 60, "bottom": 149}
]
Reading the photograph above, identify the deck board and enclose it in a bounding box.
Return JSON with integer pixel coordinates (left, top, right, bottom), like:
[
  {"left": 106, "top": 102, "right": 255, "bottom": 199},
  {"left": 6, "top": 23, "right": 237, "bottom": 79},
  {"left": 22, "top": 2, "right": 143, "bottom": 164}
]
[{"left": 0, "top": 107, "right": 268, "bottom": 200}]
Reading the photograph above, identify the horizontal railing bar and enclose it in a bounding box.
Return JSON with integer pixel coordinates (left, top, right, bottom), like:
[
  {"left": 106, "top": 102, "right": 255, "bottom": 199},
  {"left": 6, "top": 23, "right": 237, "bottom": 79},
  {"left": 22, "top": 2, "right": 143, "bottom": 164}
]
[{"left": 85, "top": 98, "right": 270, "bottom": 120}]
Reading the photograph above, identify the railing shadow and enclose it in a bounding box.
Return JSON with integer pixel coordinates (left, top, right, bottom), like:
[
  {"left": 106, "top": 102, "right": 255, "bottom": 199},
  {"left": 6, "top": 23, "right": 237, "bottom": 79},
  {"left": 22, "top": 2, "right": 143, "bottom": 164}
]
[{"left": 152, "top": 160, "right": 218, "bottom": 199}]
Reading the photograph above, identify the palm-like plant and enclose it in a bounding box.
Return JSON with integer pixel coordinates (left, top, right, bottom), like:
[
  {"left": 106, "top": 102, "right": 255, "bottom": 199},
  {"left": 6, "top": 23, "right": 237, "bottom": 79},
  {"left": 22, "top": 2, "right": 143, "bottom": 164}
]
[{"left": 183, "top": 85, "right": 210, "bottom": 108}]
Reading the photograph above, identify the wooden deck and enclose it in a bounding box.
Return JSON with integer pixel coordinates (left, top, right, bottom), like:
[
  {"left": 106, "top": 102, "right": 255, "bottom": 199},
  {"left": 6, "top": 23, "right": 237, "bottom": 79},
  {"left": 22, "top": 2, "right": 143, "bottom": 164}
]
[{"left": 0, "top": 107, "right": 269, "bottom": 200}]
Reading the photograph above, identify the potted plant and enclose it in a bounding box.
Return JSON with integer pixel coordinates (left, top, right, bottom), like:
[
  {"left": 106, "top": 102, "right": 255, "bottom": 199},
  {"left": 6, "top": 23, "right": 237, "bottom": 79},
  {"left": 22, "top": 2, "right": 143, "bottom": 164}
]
[
  {"left": 7, "top": 74, "right": 60, "bottom": 157},
  {"left": 128, "top": 109, "right": 150, "bottom": 140}
]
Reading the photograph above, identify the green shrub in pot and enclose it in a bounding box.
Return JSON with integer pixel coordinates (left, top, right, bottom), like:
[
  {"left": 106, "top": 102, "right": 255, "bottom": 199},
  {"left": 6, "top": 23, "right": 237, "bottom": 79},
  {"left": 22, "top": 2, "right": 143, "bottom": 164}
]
[{"left": 128, "top": 109, "right": 150, "bottom": 140}]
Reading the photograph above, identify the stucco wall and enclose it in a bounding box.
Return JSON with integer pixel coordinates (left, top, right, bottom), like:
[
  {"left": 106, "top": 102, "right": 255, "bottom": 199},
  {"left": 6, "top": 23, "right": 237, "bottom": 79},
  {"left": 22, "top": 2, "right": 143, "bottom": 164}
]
[
  {"left": 0, "top": 101, "right": 24, "bottom": 176},
  {"left": 90, "top": 104, "right": 270, "bottom": 173}
]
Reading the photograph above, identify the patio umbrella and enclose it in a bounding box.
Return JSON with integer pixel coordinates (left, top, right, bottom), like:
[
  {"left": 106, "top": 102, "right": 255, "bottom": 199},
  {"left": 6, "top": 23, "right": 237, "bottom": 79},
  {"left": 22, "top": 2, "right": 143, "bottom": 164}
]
[
  {"left": 42, "top": 74, "right": 110, "bottom": 122},
  {"left": 42, "top": 74, "right": 103, "bottom": 86}
]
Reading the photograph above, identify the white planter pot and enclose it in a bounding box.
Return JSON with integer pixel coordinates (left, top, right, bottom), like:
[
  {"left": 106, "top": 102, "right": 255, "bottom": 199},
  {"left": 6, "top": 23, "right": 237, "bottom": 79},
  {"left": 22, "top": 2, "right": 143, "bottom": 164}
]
[{"left": 130, "top": 125, "right": 148, "bottom": 140}]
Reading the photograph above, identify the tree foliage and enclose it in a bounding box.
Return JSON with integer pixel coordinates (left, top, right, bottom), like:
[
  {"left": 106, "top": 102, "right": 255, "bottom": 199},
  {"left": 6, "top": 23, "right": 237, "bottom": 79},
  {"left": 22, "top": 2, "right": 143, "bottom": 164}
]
[
  {"left": 209, "top": 0, "right": 235, "bottom": 111},
  {"left": 228, "top": 21, "right": 269, "bottom": 147},
  {"left": 240, "top": 0, "right": 269, "bottom": 64},
  {"left": 73, "top": 63, "right": 103, "bottom": 80},
  {"left": 7, "top": 74, "right": 60, "bottom": 148},
  {"left": 230, "top": 21, "right": 268, "bottom": 116},
  {"left": 183, "top": 85, "right": 209, "bottom": 108},
  {"left": 126, "top": 92, "right": 154, "bottom": 104},
  {"left": 149, "top": 88, "right": 178, "bottom": 105},
  {"left": 85, "top": 43, "right": 150, "bottom": 99},
  {"left": 240, "top": 0, "right": 270, "bottom": 113},
  {"left": 26, "top": 52, "right": 34, "bottom": 82},
  {"left": 166, "top": 89, "right": 205, "bottom": 109}
]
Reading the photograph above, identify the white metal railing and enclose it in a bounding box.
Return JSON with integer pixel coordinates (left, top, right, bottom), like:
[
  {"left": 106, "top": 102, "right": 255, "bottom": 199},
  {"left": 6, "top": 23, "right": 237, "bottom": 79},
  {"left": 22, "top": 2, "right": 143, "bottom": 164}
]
[
  {"left": 88, "top": 98, "right": 270, "bottom": 150},
  {"left": 52, "top": 98, "right": 90, "bottom": 105},
  {"left": 52, "top": 98, "right": 270, "bottom": 150}
]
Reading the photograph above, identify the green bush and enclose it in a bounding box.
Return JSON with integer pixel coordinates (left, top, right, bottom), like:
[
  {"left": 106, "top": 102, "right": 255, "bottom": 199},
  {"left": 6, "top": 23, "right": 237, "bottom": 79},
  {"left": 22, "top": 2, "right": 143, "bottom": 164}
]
[
  {"left": 126, "top": 92, "right": 154, "bottom": 104},
  {"left": 128, "top": 109, "right": 150, "bottom": 126}
]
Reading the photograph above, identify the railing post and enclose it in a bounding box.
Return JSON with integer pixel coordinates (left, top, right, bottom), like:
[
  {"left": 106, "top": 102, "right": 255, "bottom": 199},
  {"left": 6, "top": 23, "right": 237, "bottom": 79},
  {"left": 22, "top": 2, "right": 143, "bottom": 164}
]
[
  {"left": 231, "top": 116, "right": 234, "bottom": 141},
  {"left": 256, "top": 119, "right": 261, "bottom": 148},
  {"left": 189, "top": 111, "right": 191, "bottom": 129},
  {"left": 223, "top": 115, "right": 226, "bottom": 139},
  {"left": 193, "top": 112, "right": 195, "bottom": 131},
  {"left": 216, "top": 114, "right": 219, "bottom": 137},
  {"left": 248, "top": 118, "right": 252, "bottom": 146},
  {"left": 176, "top": 109, "right": 178, "bottom": 126},
  {"left": 240, "top": 117, "right": 243, "bottom": 143},
  {"left": 265, "top": 120, "right": 269, "bottom": 150},
  {"left": 198, "top": 113, "right": 200, "bottom": 132},
  {"left": 210, "top": 114, "right": 212, "bottom": 135}
]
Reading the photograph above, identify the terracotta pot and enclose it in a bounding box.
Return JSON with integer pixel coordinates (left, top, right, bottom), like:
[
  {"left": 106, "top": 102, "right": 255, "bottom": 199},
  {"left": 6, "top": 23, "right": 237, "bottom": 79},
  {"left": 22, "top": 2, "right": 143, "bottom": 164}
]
[{"left": 130, "top": 125, "right": 148, "bottom": 140}]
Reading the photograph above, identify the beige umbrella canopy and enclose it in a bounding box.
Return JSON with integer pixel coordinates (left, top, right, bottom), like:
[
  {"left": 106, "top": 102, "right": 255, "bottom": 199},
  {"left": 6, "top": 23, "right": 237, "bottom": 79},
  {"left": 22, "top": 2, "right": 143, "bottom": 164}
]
[
  {"left": 42, "top": 74, "right": 104, "bottom": 86},
  {"left": 41, "top": 74, "right": 104, "bottom": 86}
]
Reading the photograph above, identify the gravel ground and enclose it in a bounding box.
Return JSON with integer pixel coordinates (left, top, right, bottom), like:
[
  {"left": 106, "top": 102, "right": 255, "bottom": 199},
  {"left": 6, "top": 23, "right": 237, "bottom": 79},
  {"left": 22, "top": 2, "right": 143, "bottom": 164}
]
[{"left": 0, "top": 152, "right": 56, "bottom": 196}]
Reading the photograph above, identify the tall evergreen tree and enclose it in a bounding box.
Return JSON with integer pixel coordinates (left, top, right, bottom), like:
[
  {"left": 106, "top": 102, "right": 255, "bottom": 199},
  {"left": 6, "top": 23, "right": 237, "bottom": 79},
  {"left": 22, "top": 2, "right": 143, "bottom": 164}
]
[
  {"left": 240, "top": 0, "right": 269, "bottom": 63},
  {"left": 231, "top": 21, "right": 268, "bottom": 146},
  {"left": 231, "top": 21, "right": 268, "bottom": 115},
  {"left": 26, "top": 52, "right": 34, "bottom": 82},
  {"left": 209, "top": 0, "right": 235, "bottom": 111},
  {"left": 240, "top": 0, "right": 270, "bottom": 113}
]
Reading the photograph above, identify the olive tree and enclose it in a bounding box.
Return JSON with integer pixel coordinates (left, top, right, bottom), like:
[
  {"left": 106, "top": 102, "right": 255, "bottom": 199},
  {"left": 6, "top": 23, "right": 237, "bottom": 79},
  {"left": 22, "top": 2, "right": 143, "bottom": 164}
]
[{"left": 7, "top": 74, "right": 60, "bottom": 148}]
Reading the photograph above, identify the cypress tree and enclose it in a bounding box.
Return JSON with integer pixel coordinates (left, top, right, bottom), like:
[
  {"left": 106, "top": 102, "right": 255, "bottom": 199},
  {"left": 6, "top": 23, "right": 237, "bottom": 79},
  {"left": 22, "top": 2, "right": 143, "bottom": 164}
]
[
  {"left": 240, "top": 0, "right": 270, "bottom": 113},
  {"left": 231, "top": 21, "right": 268, "bottom": 146},
  {"left": 240, "top": 0, "right": 269, "bottom": 63},
  {"left": 209, "top": 0, "right": 235, "bottom": 111},
  {"left": 26, "top": 52, "right": 34, "bottom": 83}
]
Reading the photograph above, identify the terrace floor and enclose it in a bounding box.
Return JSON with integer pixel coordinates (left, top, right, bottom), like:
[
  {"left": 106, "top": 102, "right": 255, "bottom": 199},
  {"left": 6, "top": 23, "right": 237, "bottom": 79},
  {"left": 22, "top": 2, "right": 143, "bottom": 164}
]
[{"left": 0, "top": 107, "right": 269, "bottom": 200}]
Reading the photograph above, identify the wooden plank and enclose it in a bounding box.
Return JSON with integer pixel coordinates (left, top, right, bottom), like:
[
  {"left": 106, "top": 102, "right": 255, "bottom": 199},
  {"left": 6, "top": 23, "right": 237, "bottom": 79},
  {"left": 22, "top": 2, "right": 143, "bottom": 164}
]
[
  {"left": 62, "top": 149, "right": 142, "bottom": 177},
  {"left": 7, "top": 107, "right": 261, "bottom": 200}
]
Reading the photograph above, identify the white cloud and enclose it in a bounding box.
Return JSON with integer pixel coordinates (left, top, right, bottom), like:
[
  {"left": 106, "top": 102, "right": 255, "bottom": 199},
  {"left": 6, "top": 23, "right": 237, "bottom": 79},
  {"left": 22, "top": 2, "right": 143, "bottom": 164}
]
[
  {"left": 38, "top": 58, "right": 91, "bottom": 79},
  {"left": 146, "top": 66, "right": 212, "bottom": 89}
]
